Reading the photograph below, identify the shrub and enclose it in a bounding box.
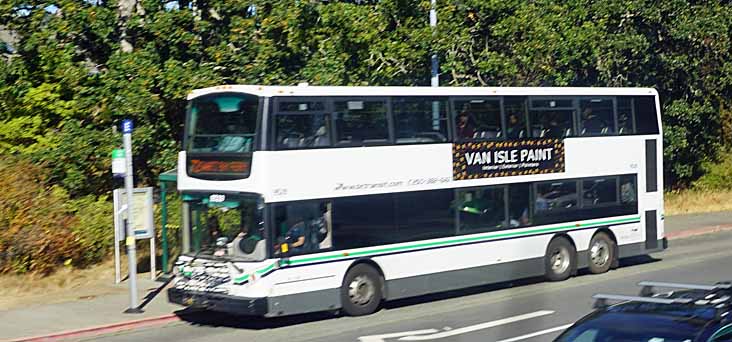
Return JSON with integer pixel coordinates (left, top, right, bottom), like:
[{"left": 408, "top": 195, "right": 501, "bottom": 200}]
[
  {"left": 67, "top": 195, "right": 114, "bottom": 266},
  {"left": 0, "top": 157, "right": 85, "bottom": 275},
  {"left": 692, "top": 151, "right": 732, "bottom": 191}
]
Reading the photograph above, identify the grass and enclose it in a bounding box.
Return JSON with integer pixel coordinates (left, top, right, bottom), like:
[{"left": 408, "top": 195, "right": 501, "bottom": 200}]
[{"left": 665, "top": 189, "right": 732, "bottom": 216}]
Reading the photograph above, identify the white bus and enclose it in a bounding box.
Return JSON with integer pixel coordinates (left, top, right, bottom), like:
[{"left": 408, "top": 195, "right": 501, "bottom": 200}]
[{"left": 168, "top": 85, "right": 665, "bottom": 317}]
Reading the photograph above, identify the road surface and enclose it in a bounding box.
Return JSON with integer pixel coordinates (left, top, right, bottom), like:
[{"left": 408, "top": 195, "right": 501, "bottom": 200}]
[{"left": 86, "top": 231, "right": 732, "bottom": 342}]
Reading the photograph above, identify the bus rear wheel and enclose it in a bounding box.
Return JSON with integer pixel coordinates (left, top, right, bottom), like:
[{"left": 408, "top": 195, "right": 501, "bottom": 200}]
[
  {"left": 587, "top": 232, "right": 615, "bottom": 274},
  {"left": 545, "top": 237, "right": 576, "bottom": 282},
  {"left": 341, "top": 264, "right": 383, "bottom": 316}
]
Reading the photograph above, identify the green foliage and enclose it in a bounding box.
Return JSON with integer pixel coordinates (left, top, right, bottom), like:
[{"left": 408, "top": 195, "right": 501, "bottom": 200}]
[
  {"left": 0, "top": 156, "right": 115, "bottom": 275},
  {"left": 67, "top": 195, "right": 114, "bottom": 265},
  {"left": 692, "top": 151, "right": 732, "bottom": 191},
  {"left": 29, "top": 120, "right": 118, "bottom": 197},
  {"left": 663, "top": 100, "right": 721, "bottom": 186},
  {"left": 2, "top": 0, "right": 732, "bottom": 274},
  {"left": 0, "top": 157, "right": 84, "bottom": 275}
]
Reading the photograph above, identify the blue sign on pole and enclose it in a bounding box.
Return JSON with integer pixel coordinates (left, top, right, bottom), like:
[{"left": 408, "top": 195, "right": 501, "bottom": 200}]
[{"left": 122, "top": 119, "right": 133, "bottom": 134}]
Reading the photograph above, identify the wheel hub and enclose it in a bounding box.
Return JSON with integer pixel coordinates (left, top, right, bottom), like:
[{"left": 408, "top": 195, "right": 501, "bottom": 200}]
[
  {"left": 348, "top": 275, "right": 375, "bottom": 306},
  {"left": 590, "top": 240, "right": 610, "bottom": 267},
  {"left": 550, "top": 247, "right": 570, "bottom": 274}
]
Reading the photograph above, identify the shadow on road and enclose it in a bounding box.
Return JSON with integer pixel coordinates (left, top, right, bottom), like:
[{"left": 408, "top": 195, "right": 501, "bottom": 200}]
[
  {"left": 174, "top": 254, "right": 661, "bottom": 330},
  {"left": 175, "top": 308, "right": 338, "bottom": 330},
  {"left": 385, "top": 254, "right": 661, "bottom": 310}
]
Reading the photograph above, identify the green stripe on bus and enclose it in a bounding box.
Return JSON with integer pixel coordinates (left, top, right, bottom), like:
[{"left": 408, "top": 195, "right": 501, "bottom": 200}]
[
  {"left": 234, "top": 263, "right": 276, "bottom": 283},
  {"left": 234, "top": 274, "right": 250, "bottom": 283},
  {"left": 290, "top": 216, "right": 640, "bottom": 265},
  {"left": 256, "top": 264, "right": 275, "bottom": 275},
  {"left": 232, "top": 216, "right": 640, "bottom": 283}
]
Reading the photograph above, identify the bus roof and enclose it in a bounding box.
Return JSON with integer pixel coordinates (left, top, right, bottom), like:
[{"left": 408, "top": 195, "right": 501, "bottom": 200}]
[{"left": 187, "top": 85, "right": 659, "bottom": 100}]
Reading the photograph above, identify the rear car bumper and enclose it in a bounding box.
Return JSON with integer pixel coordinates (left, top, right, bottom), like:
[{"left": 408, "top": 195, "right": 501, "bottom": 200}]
[{"left": 168, "top": 287, "right": 268, "bottom": 316}]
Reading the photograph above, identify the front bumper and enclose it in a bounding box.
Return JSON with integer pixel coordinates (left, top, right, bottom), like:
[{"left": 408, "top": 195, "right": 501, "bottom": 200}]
[{"left": 168, "top": 288, "right": 268, "bottom": 316}]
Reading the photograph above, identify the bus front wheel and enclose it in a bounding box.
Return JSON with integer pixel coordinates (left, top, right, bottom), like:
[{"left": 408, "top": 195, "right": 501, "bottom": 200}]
[
  {"left": 341, "top": 264, "right": 383, "bottom": 316},
  {"left": 545, "top": 237, "right": 576, "bottom": 282},
  {"left": 587, "top": 232, "right": 616, "bottom": 274}
]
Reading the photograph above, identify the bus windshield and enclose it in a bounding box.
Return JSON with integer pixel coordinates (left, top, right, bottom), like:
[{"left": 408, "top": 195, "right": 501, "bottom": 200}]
[
  {"left": 187, "top": 194, "right": 266, "bottom": 262},
  {"left": 186, "top": 93, "right": 258, "bottom": 153}
]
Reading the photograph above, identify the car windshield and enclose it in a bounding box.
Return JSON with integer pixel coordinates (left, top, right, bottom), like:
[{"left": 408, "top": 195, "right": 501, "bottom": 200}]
[
  {"left": 187, "top": 93, "right": 258, "bottom": 153},
  {"left": 186, "top": 194, "right": 266, "bottom": 262},
  {"left": 555, "top": 312, "right": 704, "bottom": 342}
]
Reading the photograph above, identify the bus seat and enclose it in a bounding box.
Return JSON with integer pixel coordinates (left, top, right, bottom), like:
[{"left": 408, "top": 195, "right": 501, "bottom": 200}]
[{"left": 312, "top": 135, "right": 330, "bottom": 147}]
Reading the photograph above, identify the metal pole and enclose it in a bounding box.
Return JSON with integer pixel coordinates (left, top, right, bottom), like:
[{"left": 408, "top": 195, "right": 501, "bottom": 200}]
[
  {"left": 160, "top": 182, "right": 169, "bottom": 274},
  {"left": 430, "top": 0, "right": 440, "bottom": 131},
  {"left": 122, "top": 120, "right": 142, "bottom": 313},
  {"left": 181, "top": 202, "right": 191, "bottom": 254},
  {"left": 430, "top": 0, "right": 439, "bottom": 88},
  {"left": 114, "top": 189, "right": 121, "bottom": 284}
]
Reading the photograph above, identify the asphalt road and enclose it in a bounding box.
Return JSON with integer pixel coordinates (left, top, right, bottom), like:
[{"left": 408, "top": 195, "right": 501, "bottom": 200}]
[{"left": 86, "top": 231, "right": 732, "bottom": 342}]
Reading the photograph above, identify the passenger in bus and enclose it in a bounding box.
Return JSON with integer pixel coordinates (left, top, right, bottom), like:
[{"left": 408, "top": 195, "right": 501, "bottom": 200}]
[
  {"left": 510, "top": 208, "right": 530, "bottom": 227},
  {"left": 506, "top": 114, "right": 525, "bottom": 139},
  {"left": 216, "top": 124, "right": 250, "bottom": 152},
  {"left": 540, "top": 119, "right": 564, "bottom": 138},
  {"left": 581, "top": 107, "right": 605, "bottom": 135},
  {"left": 206, "top": 216, "right": 221, "bottom": 245},
  {"left": 276, "top": 221, "right": 306, "bottom": 254},
  {"left": 621, "top": 181, "right": 636, "bottom": 203},
  {"left": 535, "top": 188, "right": 550, "bottom": 212},
  {"left": 618, "top": 113, "right": 632, "bottom": 135},
  {"left": 195, "top": 101, "right": 222, "bottom": 147},
  {"left": 456, "top": 105, "right": 476, "bottom": 140},
  {"left": 311, "top": 126, "right": 330, "bottom": 147}
]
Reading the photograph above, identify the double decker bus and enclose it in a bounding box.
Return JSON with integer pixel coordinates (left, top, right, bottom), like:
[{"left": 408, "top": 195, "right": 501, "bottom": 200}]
[{"left": 168, "top": 85, "right": 665, "bottom": 317}]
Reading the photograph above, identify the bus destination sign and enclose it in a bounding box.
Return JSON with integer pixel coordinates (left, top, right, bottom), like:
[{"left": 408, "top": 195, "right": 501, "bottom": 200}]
[
  {"left": 190, "top": 159, "right": 250, "bottom": 174},
  {"left": 453, "top": 139, "right": 565, "bottom": 180}
]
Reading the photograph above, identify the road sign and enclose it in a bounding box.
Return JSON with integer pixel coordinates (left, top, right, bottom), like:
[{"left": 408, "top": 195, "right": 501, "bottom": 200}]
[
  {"left": 122, "top": 119, "right": 133, "bottom": 134},
  {"left": 113, "top": 187, "right": 154, "bottom": 240},
  {"left": 112, "top": 149, "right": 126, "bottom": 176}
]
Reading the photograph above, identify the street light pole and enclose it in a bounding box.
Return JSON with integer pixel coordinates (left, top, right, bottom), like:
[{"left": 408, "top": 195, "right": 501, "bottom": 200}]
[{"left": 430, "top": 0, "right": 439, "bottom": 87}]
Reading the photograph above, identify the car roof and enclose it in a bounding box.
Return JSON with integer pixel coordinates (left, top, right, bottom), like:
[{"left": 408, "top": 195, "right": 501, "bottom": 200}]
[
  {"left": 560, "top": 289, "right": 732, "bottom": 341},
  {"left": 577, "top": 309, "right": 712, "bottom": 337}
]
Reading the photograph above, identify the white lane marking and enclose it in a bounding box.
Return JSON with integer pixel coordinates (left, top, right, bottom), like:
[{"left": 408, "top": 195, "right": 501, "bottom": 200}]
[
  {"left": 397, "top": 310, "right": 555, "bottom": 341},
  {"left": 358, "top": 329, "right": 439, "bottom": 342},
  {"left": 495, "top": 324, "right": 573, "bottom": 342}
]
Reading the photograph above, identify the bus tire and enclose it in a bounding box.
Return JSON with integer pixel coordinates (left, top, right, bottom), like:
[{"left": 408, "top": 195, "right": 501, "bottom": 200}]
[
  {"left": 587, "top": 232, "right": 615, "bottom": 274},
  {"left": 545, "top": 237, "right": 576, "bottom": 282},
  {"left": 341, "top": 264, "right": 383, "bottom": 316}
]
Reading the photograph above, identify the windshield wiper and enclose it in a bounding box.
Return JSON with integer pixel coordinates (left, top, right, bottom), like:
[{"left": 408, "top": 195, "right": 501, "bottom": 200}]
[{"left": 187, "top": 245, "right": 217, "bottom": 265}]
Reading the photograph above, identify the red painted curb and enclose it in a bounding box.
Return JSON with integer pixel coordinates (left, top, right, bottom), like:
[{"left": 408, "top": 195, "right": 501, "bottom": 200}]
[
  {"left": 666, "top": 224, "right": 732, "bottom": 240},
  {"left": 4, "top": 314, "right": 181, "bottom": 342}
]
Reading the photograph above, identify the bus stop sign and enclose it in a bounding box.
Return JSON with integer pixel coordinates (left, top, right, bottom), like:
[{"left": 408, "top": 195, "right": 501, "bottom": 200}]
[{"left": 122, "top": 119, "right": 133, "bottom": 134}]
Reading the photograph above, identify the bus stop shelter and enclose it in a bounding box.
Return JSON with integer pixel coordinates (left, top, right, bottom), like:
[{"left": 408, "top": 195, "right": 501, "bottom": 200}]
[{"left": 158, "top": 168, "right": 178, "bottom": 274}]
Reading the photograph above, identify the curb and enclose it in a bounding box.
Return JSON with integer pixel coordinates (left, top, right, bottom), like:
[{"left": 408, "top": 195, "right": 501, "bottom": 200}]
[
  {"left": 666, "top": 224, "right": 732, "bottom": 240},
  {"left": 4, "top": 314, "right": 181, "bottom": 342}
]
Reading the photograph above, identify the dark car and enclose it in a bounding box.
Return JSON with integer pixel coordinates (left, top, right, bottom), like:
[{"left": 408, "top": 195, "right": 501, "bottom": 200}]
[{"left": 554, "top": 281, "right": 732, "bottom": 342}]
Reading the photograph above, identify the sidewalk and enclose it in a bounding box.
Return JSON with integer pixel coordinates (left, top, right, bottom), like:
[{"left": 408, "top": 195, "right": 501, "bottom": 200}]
[
  {"left": 665, "top": 210, "right": 732, "bottom": 238},
  {"left": 0, "top": 276, "right": 182, "bottom": 342},
  {"left": 1, "top": 211, "right": 732, "bottom": 342}
]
